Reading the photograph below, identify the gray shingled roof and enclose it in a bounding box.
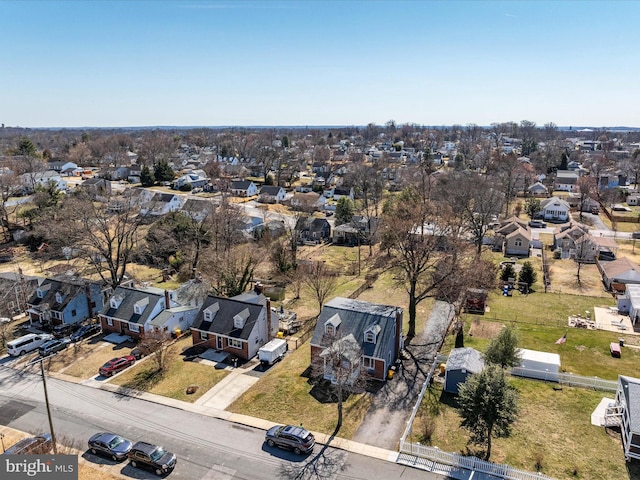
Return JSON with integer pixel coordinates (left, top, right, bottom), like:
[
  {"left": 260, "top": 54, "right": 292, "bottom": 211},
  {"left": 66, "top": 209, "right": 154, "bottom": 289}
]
[
  {"left": 27, "top": 275, "right": 98, "bottom": 313},
  {"left": 310, "top": 297, "right": 401, "bottom": 360},
  {"left": 445, "top": 347, "right": 485, "bottom": 374},
  {"left": 192, "top": 295, "right": 264, "bottom": 340},
  {"left": 620, "top": 375, "right": 640, "bottom": 434},
  {"left": 100, "top": 286, "right": 165, "bottom": 325}
]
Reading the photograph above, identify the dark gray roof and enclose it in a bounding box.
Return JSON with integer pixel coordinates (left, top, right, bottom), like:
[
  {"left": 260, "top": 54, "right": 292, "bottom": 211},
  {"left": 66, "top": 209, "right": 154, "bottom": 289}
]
[
  {"left": 620, "top": 375, "right": 640, "bottom": 434},
  {"left": 310, "top": 297, "right": 401, "bottom": 361},
  {"left": 446, "top": 347, "right": 485, "bottom": 374},
  {"left": 100, "top": 286, "right": 164, "bottom": 325},
  {"left": 27, "top": 275, "right": 98, "bottom": 312},
  {"left": 192, "top": 295, "right": 264, "bottom": 340},
  {"left": 152, "top": 192, "right": 176, "bottom": 203},
  {"left": 231, "top": 180, "right": 252, "bottom": 190},
  {"left": 259, "top": 186, "right": 282, "bottom": 196}
]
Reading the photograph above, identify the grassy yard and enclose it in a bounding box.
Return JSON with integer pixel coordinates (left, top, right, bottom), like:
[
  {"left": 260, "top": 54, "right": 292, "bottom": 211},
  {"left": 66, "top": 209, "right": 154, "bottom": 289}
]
[
  {"left": 61, "top": 340, "right": 133, "bottom": 378},
  {"left": 227, "top": 342, "right": 372, "bottom": 440},
  {"left": 415, "top": 380, "right": 633, "bottom": 480},
  {"left": 443, "top": 316, "right": 640, "bottom": 380},
  {"left": 108, "top": 337, "right": 229, "bottom": 402}
]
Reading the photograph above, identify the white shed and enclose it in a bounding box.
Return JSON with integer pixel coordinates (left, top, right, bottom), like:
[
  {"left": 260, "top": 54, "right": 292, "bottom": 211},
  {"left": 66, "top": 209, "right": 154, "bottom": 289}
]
[{"left": 511, "top": 348, "right": 561, "bottom": 382}]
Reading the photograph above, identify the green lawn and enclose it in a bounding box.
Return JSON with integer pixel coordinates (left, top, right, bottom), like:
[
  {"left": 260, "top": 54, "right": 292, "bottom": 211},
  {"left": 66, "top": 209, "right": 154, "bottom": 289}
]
[
  {"left": 109, "top": 338, "right": 229, "bottom": 402},
  {"left": 416, "top": 381, "right": 631, "bottom": 480},
  {"left": 227, "top": 342, "right": 372, "bottom": 440}
]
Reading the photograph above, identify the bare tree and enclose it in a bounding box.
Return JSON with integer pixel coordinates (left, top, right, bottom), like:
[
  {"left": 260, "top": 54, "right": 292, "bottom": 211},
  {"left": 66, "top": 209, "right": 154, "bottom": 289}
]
[
  {"left": 138, "top": 330, "right": 175, "bottom": 372},
  {"left": 576, "top": 176, "right": 597, "bottom": 221},
  {"left": 52, "top": 191, "right": 144, "bottom": 288},
  {"left": 303, "top": 262, "right": 338, "bottom": 315},
  {"left": 574, "top": 235, "right": 597, "bottom": 286}
]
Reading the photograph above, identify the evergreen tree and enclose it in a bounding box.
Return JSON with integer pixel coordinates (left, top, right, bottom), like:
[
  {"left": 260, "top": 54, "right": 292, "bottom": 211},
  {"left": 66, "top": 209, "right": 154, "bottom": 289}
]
[
  {"left": 335, "top": 197, "right": 355, "bottom": 226},
  {"left": 500, "top": 264, "right": 515, "bottom": 283},
  {"left": 524, "top": 198, "right": 541, "bottom": 219},
  {"left": 484, "top": 326, "right": 520, "bottom": 368},
  {"left": 141, "top": 165, "right": 155, "bottom": 187},
  {"left": 518, "top": 261, "right": 537, "bottom": 287},
  {"left": 559, "top": 151, "right": 569, "bottom": 170},
  {"left": 154, "top": 160, "right": 175, "bottom": 183},
  {"left": 458, "top": 365, "right": 519, "bottom": 461}
]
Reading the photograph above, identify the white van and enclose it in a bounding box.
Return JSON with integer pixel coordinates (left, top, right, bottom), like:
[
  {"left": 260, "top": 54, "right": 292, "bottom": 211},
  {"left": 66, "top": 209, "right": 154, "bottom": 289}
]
[{"left": 7, "top": 333, "right": 53, "bottom": 356}]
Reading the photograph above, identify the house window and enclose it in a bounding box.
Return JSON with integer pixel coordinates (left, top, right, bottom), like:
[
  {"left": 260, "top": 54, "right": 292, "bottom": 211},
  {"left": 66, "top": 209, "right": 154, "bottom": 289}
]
[
  {"left": 71, "top": 309, "right": 77, "bottom": 317},
  {"left": 200, "top": 331, "right": 208, "bottom": 341},
  {"left": 106, "top": 318, "right": 113, "bottom": 326},
  {"left": 129, "top": 323, "right": 140, "bottom": 333},
  {"left": 514, "top": 239, "right": 522, "bottom": 247},
  {"left": 362, "top": 356, "right": 375, "bottom": 371},
  {"left": 228, "top": 338, "right": 242, "bottom": 349},
  {"left": 364, "top": 331, "right": 376, "bottom": 343},
  {"left": 326, "top": 325, "right": 334, "bottom": 335},
  {"left": 204, "top": 311, "right": 212, "bottom": 321},
  {"left": 37, "top": 289, "right": 44, "bottom": 299}
]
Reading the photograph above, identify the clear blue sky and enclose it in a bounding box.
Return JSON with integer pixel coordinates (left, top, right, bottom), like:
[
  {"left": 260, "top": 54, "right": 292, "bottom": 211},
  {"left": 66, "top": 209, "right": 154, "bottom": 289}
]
[{"left": 1, "top": 1, "right": 638, "bottom": 128}]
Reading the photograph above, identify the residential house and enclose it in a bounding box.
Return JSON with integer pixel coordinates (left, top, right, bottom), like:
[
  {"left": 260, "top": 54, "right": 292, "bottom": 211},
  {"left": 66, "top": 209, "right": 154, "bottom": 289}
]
[
  {"left": 554, "top": 170, "right": 580, "bottom": 192},
  {"left": 540, "top": 196, "right": 570, "bottom": 222},
  {"left": 566, "top": 193, "right": 600, "bottom": 213},
  {"left": 503, "top": 227, "right": 531, "bottom": 257},
  {"left": 290, "top": 192, "right": 327, "bottom": 212},
  {"left": 26, "top": 276, "right": 104, "bottom": 327},
  {"left": 628, "top": 194, "right": 640, "bottom": 206},
  {"left": 48, "top": 161, "right": 78, "bottom": 176},
  {"left": 554, "top": 224, "right": 591, "bottom": 259},
  {"left": 0, "top": 272, "right": 42, "bottom": 318},
  {"left": 598, "top": 257, "right": 640, "bottom": 292},
  {"left": 295, "top": 217, "right": 331, "bottom": 244},
  {"left": 190, "top": 291, "right": 274, "bottom": 361},
  {"left": 444, "top": 347, "right": 485, "bottom": 394},
  {"left": 333, "top": 186, "right": 354, "bottom": 201},
  {"left": 180, "top": 198, "right": 213, "bottom": 222},
  {"left": 173, "top": 170, "right": 209, "bottom": 190},
  {"left": 604, "top": 375, "right": 640, "bottom": 461},
  {"left": 258, "top": 186, "right": 286, "bottom": 204},
  {"left": 20, "top": 171, "right": 67, "bottom": 195},
  {"left": 230, "top": 180, "right": 258, "bottom": 197},
  {"left": 140, "top": 192, "right": 185, "bottom": 216},
  {"left": 80, "top": 178, "right": 112, "bottom": 199},
  {"left": 332, "top": 216, "right": 378, "bottom": 246},
  {"left": 616, "top": 284, "right": 640, "bottom": 325},
  {"left": 527, "top": 181, "right": 548, "bottom": 196},
  {"left": 99, "top": 286, "right": 174, "bottom": 339},
  {"left": 310, "top": 297, "right": 404, "bottom": 382}
]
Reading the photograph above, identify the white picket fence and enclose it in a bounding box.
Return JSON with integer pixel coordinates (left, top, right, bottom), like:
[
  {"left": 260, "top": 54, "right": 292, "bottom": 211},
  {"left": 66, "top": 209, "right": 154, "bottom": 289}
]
[{"left": 398, "top": 442, "right": 553, "bottom": 480}]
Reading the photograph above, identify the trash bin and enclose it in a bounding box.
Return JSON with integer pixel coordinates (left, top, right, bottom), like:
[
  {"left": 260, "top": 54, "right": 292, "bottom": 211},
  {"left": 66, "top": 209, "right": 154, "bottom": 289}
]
[
  {"left": 620, "top": 338, "right": 625, "bottom": 347},
  {"left": 388, "top": 369, "right": 394, "bottom": 380},
  {"left": 439, "top": 363, "right": 446, "bottom": 375}
]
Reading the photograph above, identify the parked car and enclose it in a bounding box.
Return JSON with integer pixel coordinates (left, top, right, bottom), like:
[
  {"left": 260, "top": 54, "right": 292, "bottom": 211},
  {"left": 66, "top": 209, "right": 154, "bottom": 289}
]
[
  {"left": 38, "top": 338, "right": 70, "bottom": 357},
  {"left": 131, "top": 346, "right": 147, "bottom": 360},
  {"left": 70, "top": 323, "right": 101, "bottom": 342},
  {"left": 99, "top": 355, "right": 136, "bottom": 377},
  {"left": 528, "top": 220, "right": 547, "bottom": 228},
  {"left": 88, "top": 432, "right": 133, "bottom": 461},
  {"left": 128, "top": 441, "right": 177, "bottom": 476},
  {"left": 3, "top": 433, "right": 52, "bottom": 454},
  {"left": 52, "top": 322, "right": 82, "bottom": 339},
  {"left": 265, "top": 425, "right": 315, "bottom": 455},
  {"left": 6, "top": 333, "right": 53, "bottom": 356}
]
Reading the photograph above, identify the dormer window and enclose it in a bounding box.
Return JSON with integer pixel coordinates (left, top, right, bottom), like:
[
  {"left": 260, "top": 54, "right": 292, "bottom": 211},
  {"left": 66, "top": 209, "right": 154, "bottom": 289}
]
[
  {"left": 110, "top": 294, "right": 124, "bottom": 309},
  {"left": 134, "top": 297, "right": 149, "bottom": 315},
  {"left": 55, "top": 292, "right": 64, "bottom": 304},
  {"left": 324, "top": 313, "right": 342, "bottom": 335},
  {"left": 36, "top": 283, "right": 51, "bottom": 299},
  {"left": 233, "top": 308, "right": 250, "bottom": 329},
  {"left": 204, "top": 302, "right": 220, "bottom": 322},
  {"left": 364, "top": 324, "right": 381, "bottom": 344}
]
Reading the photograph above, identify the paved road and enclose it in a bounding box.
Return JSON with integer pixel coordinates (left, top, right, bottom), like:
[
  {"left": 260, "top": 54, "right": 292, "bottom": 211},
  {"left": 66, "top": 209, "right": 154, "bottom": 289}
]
[{"left": 0, "top": 365, "right": 447, "bottom": 480}]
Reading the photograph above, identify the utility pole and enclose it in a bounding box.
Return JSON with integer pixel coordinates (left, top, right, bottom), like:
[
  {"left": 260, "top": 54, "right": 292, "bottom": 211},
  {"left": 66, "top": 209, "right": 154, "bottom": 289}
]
[{"left": 27, "top": 356, "right": 58, "bottom": 454}]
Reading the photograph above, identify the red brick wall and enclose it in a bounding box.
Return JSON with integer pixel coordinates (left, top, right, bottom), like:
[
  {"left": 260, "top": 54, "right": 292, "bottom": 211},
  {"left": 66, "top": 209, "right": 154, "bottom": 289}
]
[{"left": 190, "top": 330, "right": 249, "bottom": 359}]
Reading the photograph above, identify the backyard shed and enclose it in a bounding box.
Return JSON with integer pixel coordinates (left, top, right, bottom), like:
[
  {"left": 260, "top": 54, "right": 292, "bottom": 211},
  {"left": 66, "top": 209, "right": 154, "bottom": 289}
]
[
  {"left": 444, "top": 347, "right": 485, "bottom": 394},
  {"left": 511, "top": 348, "right": 561, "bottom": 382}
]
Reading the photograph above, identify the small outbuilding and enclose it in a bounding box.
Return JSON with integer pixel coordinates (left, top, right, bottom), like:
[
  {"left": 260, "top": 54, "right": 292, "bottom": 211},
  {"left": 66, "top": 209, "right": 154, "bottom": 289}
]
[
  {"left": 511, "top": 348, "right": 561, "bottom": 382},
  {"left": 444, "top": 347, "right": 485, "bottom": 394}
]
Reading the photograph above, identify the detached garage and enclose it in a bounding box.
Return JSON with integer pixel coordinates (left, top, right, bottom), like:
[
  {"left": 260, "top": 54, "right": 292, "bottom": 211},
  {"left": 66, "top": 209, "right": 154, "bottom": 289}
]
[
  {"left": 444, "top": 347, "right": 485, "bottom": 394},
  {"left": 511, "top": 348, "right": 561, "bottom": 382}
]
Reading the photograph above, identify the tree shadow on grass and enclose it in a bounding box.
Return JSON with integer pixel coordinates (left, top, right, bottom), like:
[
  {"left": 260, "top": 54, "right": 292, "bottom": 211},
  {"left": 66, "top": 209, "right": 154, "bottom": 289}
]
[{"left": 119, "top": 368, "right": 164, "bottom": 392}]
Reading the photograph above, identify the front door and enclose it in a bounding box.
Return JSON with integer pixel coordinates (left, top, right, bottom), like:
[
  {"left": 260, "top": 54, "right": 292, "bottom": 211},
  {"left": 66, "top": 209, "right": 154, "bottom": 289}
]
[{"left": 217, "top": 336, "right": 223, "bottom": 350}]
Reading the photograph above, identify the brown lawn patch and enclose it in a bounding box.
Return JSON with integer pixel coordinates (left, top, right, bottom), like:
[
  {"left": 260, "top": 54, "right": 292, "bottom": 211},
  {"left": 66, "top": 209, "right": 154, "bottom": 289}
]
[
  {"left": 468, "top": 317, "right": 505, "bottom": 339},
  {"left": 546, "top": 260, "right": 609, "bottom": 297}
]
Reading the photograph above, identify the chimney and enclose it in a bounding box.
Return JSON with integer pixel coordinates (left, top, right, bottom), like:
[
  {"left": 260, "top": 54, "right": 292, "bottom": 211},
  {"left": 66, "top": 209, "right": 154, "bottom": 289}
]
[
  {"left": 164, "top": 290, "right": 171, "bottom": 309},
  {"left": 266, "top": 298, "right": 273, "bottom": 339},
  {"left": 85, "top": 284, "right": 93, "bottom": 318}
]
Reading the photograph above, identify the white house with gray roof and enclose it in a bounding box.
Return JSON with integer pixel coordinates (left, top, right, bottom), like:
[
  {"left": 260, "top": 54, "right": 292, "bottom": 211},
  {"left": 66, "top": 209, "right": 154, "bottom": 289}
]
[
  {"left": 310, "top": 297, "right": 404, "bottom": 382},
  {"left": 606, "top": 375, "right": 640, "bottom": 460}
]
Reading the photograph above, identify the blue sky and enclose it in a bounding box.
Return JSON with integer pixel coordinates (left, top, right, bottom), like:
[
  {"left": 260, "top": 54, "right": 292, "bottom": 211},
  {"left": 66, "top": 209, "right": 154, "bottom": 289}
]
[{"left": 1, "top": 1, "right": 638, "bottom": 128}]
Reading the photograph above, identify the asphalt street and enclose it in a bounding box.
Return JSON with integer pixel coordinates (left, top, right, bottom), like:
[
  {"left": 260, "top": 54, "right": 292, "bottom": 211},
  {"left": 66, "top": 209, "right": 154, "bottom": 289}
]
[{"left": 0, "top": 365, "right": 447, "bottom": 480}]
